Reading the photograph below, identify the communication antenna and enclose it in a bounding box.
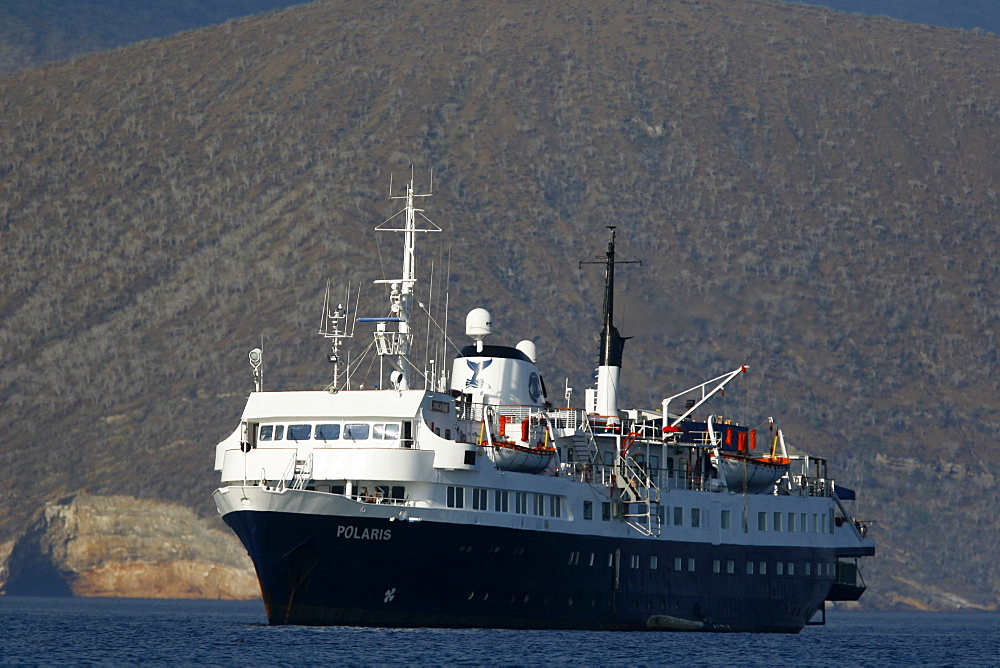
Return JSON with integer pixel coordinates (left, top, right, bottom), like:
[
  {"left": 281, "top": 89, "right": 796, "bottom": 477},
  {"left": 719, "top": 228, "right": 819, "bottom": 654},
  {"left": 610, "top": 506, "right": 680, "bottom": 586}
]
[{"left": 319, "top": 280, "right": 358, "bottom": 392}]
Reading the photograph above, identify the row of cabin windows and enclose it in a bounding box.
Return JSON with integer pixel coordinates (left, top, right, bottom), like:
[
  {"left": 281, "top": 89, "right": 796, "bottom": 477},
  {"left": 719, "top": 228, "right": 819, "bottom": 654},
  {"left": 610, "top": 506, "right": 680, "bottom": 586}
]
[
  {"left": 258, "top": 422, "right": 400, "bottom": 443},
  {"left": 581, "top": 504, "right": 834, "bottom": 534},
  {"left": 565, "top": 552, "right": 837, "bottom": 577},
  {"left": 581, "top": 502, "right": 710, "bottom": 527},
  {"left": 757, "top": 510, "right": 835, "bottom": 534},
  {"left": 582, "top": 501, "right": 614, "bottom": 521},
  {"left": 446, "top": 487, "right": 562, "bottom": 518},
  {"left": 323, "top": 483, "right": 405, "bottom": 503}
]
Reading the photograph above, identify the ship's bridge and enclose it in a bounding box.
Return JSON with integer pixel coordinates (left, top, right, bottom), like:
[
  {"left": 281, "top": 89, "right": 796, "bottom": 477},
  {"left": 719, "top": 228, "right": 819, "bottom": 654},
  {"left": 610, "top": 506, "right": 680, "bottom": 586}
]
[{"left": 214, "top": 389, "right": 480, "bottom": 488}]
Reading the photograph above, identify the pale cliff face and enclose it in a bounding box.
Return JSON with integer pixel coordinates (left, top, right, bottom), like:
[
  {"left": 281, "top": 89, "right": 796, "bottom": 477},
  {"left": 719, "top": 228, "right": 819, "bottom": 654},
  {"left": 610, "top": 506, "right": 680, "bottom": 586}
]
[{"left": 1, "top": 494, "right": 258, "bottom": 600}]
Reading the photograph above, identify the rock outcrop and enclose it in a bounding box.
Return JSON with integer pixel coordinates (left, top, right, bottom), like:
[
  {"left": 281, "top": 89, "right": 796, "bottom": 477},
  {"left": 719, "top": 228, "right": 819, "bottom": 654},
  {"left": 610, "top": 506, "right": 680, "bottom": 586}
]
[{"left": 0, "top": 494, "right": 258, "bottom": 599}]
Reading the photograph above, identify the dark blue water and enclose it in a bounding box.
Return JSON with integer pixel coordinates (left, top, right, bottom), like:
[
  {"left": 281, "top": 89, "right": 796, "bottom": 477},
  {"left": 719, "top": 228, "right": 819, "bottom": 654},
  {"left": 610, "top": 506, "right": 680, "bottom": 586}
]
[{"left": 0, "top": 597, "right": 996, "bottom": 665}]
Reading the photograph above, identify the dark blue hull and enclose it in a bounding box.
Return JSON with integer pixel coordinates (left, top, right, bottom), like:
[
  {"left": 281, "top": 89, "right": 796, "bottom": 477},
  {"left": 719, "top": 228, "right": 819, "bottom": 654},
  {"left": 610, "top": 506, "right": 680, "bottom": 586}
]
[{"left": 224, "top": 510, "right": 837, "bottom": 632}]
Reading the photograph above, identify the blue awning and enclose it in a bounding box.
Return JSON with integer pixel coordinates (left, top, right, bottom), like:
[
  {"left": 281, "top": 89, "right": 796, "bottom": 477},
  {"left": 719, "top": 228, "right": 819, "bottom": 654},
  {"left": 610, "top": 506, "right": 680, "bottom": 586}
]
[{"left": 834, "top": 485, "right": 856, "bottom": 500}]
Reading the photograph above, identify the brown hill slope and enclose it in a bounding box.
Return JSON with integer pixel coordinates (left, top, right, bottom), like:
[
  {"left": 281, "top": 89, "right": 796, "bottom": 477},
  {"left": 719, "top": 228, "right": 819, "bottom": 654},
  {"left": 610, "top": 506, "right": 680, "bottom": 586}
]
[{"left": 0, "top": 0, "right": 998, "bottom": 609}]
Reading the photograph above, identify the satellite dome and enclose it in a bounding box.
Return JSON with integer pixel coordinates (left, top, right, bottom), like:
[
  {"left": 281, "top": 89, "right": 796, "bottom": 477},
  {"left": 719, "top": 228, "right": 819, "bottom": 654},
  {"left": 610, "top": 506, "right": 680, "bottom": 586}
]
[
  {"left": 516, "top": 340, "right": 538, "bottom": 362},
  {"left": 466, "top": 308, "right": 493, "bottom": 340}
]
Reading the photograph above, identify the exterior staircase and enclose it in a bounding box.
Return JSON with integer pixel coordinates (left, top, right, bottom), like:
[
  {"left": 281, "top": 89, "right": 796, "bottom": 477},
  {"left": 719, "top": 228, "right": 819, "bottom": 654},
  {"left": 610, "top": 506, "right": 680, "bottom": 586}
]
[{"left": 616, "top": 454, "right": 661, "bottom": 537}]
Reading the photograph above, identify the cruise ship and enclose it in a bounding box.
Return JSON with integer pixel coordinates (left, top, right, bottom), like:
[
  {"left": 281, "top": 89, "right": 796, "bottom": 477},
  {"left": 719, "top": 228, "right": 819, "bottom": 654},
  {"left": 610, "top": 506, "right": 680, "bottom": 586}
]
[{"left": 213, "top": 174, "right": 874, "bottom": 631}]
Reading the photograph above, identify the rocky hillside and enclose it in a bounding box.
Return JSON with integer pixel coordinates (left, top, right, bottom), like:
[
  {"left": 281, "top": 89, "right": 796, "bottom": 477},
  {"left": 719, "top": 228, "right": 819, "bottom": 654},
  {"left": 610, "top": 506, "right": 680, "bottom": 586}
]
[
  {"left": 0, "top": 495, "right": 256, "bottom": 599},
  {"left": 0, "top": 0, "right": 998, "bottom": 608}
]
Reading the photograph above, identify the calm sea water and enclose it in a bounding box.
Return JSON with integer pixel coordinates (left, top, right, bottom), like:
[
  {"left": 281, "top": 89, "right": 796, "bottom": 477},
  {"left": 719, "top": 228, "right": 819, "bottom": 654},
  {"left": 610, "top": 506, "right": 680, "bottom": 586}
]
[{"left": 0, "top": 597, "right": 996, "bottom": 665}]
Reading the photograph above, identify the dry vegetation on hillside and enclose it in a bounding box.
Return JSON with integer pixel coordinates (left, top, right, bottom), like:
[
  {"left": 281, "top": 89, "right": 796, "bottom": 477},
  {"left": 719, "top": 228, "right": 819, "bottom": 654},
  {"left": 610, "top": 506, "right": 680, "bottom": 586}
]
[{"left": 0, "top": 0, "right": 998, "bottom": 609}]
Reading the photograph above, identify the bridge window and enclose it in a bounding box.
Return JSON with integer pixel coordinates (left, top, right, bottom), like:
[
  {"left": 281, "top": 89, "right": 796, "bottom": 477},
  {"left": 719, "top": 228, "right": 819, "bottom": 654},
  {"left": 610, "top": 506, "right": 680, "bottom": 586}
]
[
  {"left": 287, "top": 424, "right": 312, "bottom": 441},
  {"left": 315, "top": 424, "right": 340, "bottom": 441},
  {"left": 259, "top": 425, "right": 274, "bottom": 441},
  {"left": 344, "top": 423, "right": 370, "bottom": 441},
  {"left": 373, "top": 423, "right": 400, "bottom": 439}
]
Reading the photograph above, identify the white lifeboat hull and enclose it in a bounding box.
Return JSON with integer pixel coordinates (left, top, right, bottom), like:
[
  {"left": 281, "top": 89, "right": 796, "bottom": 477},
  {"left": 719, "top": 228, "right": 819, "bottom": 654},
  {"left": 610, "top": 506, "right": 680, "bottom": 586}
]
[
  {"left": 716, "top": 452, "right": 789, "bottom": 493},
  {"left": 488, "top": 441, "right": 555, "bottom": 474}
]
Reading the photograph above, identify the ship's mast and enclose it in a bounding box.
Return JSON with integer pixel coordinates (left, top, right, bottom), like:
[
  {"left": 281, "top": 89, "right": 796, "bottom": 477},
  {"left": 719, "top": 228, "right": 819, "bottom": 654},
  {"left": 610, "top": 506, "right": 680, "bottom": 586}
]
[
  {"left": 319, "top": 280, "right": 355, "bottom": 392},
  {"left": 582, "top": 227, "right": 639, "bottom": 424},
  {"left": 373, "top": 170, "right": 440, "bottom": 390}
]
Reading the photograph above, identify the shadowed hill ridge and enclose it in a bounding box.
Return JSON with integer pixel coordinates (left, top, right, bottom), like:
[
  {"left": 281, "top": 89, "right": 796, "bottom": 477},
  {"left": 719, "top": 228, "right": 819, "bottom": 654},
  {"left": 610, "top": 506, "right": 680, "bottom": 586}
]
[
  {"left": 785, "top": 0, "right": 1000, "bottom": 35},
  {"left": 0, "top": 0, "right": 998, "bottom": 609},
  {"left": 0, "top": 0, "right": 314, "bottom": 72}
]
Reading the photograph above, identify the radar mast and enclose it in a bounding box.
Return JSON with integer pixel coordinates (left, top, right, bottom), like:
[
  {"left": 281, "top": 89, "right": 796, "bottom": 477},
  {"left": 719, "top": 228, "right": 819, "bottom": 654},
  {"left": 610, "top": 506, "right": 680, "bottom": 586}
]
[{"left": 371, "top": 169, "right": 441, "bottom": 390}]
